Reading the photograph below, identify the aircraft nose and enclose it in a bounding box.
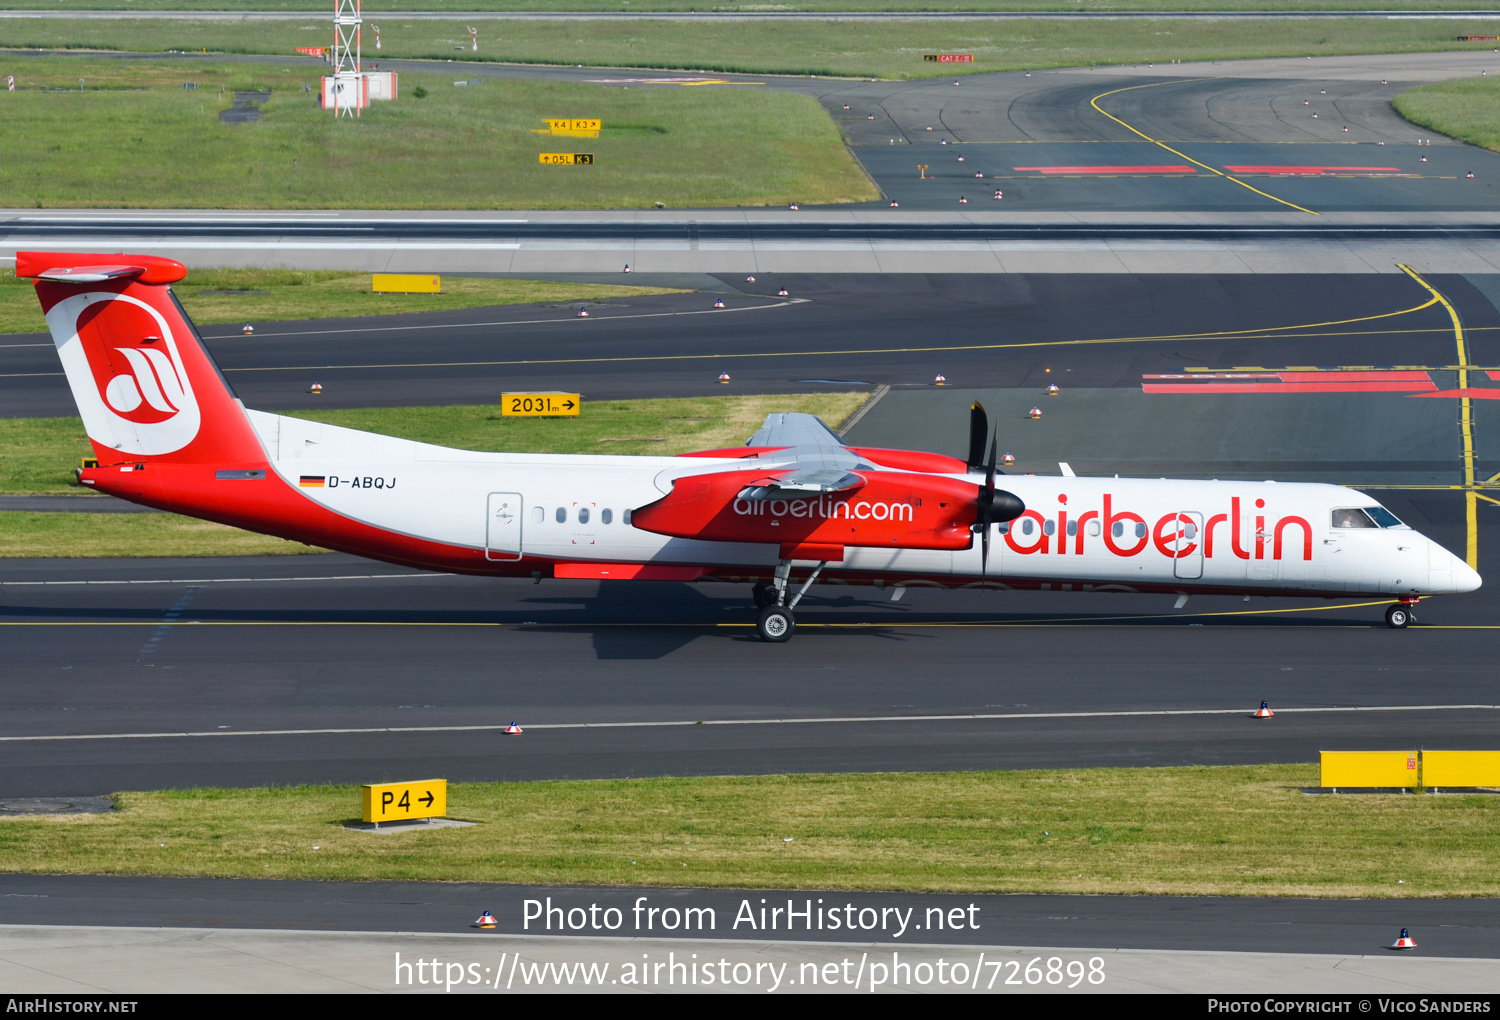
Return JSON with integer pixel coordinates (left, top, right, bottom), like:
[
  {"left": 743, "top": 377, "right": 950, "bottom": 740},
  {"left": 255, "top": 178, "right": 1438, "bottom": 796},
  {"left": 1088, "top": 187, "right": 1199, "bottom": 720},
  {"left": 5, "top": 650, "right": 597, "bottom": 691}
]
[{"left": 1455, "top": 558, "right": 1483, "bottom": 594}]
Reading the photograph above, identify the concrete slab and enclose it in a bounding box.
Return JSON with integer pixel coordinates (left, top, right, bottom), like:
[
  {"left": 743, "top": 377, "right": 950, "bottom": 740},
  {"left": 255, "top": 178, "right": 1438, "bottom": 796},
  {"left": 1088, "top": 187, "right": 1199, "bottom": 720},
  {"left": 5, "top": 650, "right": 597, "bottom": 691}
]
[{"left": 844, "top": 387, "right": 1462, "bottom": 485}]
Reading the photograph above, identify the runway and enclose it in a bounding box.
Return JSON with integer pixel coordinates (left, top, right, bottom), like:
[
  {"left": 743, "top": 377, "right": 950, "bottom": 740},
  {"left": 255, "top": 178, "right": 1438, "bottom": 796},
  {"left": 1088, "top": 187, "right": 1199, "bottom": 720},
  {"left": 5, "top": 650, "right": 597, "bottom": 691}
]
[{"left": 6, "top": 271, "right": 1500, "bottom": 415}]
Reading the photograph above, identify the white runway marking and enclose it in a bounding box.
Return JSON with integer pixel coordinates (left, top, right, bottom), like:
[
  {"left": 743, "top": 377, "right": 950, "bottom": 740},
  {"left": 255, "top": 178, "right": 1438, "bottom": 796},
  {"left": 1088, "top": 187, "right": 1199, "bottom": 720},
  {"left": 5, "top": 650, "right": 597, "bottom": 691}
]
[{"left": 2, "top": 703, "right": 1495, "bottom": 743}]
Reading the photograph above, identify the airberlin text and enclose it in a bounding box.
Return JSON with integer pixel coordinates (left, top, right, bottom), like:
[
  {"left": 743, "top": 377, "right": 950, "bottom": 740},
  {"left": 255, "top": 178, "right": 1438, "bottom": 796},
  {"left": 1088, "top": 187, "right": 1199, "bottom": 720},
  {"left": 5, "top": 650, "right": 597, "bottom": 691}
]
[
  {"left": 1008, "top": 494, "right": 1312, "bottom": 561},
  {"left": 734, "top": 496, "right": 913, "bottom": 522},
  {"left": 324, "top": 476, "right": 397, "bottom": 490}
]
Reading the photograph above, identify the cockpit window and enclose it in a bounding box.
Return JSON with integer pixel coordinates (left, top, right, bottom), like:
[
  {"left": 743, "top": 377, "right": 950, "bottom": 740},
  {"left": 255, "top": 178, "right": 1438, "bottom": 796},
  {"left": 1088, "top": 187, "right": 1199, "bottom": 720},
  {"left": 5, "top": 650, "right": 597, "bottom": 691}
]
[
  {"left": 1365, "top": 506, "right": 1404, "bottom": 529},
  {"left": 1331, "top": 508, "right": 1378, "bottom": 529}
]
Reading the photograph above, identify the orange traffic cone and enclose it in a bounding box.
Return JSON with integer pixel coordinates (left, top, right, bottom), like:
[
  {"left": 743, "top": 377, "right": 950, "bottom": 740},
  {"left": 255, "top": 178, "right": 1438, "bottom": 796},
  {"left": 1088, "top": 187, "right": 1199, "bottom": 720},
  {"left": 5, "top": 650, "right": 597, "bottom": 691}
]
[
  {"left": 476, "top": 911, "right": 498, "bottom": 928},
  {"left": 718, "top": 372, "right": 731, "bottom": 384},
  {"left": 505, "top": 722, "right": 523, "bottom": 735},
  {"left": 934, "top": 374, "right": 946, "bottom": 386},
  {"left": 1391, "top": 928, "right": 1417, "bottom": 950},
  {"left": 1254, "top": 700, "right": 1274, "bottom": 719}
]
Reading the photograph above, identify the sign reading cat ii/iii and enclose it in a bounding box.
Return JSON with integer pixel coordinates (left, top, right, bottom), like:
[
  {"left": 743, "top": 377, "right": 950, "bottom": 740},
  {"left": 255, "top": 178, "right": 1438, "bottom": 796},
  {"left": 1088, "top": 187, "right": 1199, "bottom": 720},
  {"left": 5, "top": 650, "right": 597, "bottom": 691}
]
[{"left": 539, "top": 153, "right": 595, "bottom": 165}]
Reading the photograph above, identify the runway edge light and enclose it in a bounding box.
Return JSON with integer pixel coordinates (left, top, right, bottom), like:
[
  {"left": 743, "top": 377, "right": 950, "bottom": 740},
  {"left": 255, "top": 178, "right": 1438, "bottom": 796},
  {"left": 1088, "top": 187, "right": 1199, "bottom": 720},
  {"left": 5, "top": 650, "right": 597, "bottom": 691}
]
[
  {"left": 1391, "top": 928, "right": 1417, "bottom": 950},
  {"left": 475, "top": 911, "right": 498, "bottom": 929},
  {"left": 1255, "top": 700, "right": 1274, "bottom": 718},
  {"left": 505, "top": 721, "right": 523, "bottom": 734}
]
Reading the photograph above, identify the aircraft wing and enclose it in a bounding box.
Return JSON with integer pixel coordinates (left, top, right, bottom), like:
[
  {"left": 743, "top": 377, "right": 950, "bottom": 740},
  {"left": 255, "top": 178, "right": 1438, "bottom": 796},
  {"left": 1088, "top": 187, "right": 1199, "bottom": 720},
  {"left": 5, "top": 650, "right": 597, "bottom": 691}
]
[{"left": 746, "top": 412, "right": 846, "bottom": 451}]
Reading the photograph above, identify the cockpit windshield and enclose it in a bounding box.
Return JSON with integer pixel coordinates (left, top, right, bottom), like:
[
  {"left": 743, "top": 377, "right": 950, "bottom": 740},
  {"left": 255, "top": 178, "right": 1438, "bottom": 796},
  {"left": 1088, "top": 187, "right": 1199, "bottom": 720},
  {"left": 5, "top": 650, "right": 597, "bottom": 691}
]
[{"left": 1332, "top": 506, "right": 1404, "bottom": 529}]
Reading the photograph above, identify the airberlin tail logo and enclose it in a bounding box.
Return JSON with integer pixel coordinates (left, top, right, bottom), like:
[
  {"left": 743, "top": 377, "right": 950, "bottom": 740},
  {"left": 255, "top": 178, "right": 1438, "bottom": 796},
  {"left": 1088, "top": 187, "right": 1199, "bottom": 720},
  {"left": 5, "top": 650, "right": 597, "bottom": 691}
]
[
  {"left": 47, "top": 291, "right": 202, "bottom": 456},
  {"left": 104, "top": 345, "right": 187, "bottom": 422}
]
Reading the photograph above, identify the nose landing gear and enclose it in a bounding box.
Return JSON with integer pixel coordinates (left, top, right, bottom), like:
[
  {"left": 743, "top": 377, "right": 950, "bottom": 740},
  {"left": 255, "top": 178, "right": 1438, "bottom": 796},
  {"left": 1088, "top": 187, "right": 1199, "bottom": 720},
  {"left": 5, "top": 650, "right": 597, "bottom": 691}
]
[{"left": 1385, "top": 597, "right": 1419, "bottom": 629}]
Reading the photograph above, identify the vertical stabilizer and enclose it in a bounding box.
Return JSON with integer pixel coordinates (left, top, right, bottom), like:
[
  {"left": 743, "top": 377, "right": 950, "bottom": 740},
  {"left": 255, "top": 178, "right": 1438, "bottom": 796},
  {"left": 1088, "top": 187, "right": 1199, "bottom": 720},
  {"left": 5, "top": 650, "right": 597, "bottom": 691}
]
[{"left": 17, "top": 251, "right": 265, "bottom": 467}]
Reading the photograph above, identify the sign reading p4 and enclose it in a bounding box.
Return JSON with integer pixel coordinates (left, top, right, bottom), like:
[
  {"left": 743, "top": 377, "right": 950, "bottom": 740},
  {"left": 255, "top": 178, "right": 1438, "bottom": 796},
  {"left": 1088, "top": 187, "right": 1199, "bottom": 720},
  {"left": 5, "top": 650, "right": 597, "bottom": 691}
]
[{"left": 362, "top": 779, "right": 447, "bottom": 822}]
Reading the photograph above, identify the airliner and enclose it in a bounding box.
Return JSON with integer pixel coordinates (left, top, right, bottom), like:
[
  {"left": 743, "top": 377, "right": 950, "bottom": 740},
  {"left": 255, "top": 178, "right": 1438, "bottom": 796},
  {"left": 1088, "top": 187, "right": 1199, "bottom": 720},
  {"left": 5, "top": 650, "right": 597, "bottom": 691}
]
[{"left": 19, "top": 250, "right": 1480, "bottom": 641}]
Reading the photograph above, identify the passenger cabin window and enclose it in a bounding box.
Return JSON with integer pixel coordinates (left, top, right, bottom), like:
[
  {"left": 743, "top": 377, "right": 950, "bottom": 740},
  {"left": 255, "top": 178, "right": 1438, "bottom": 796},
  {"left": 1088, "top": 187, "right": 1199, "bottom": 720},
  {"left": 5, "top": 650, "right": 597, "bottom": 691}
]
[
  {"left": 578, "top": 507, "right": 590, "bottom": 525},
  {"left": 601, "top": 508, "right": 613, "bottom": 525},
  {"left": 623, "top": 509, "right": 632, "bottom": 526},
  {"left": 530, "top": 506, "right": 544, "bottom": 524},
  {"left": 1021, "top": 519, "right": 1034, "bottom": 535},
  {"left": 555, "top": 507, "right": 567, "bottom": 524},
  {"left": 1331, "top": 508, "right": 1378, "bottom": 529}
]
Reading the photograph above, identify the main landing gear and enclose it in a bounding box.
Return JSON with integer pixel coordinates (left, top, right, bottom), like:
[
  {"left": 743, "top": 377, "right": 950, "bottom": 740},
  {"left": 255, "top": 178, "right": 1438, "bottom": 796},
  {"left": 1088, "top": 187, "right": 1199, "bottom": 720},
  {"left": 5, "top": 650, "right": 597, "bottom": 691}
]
[
  {"left": 1385, "top": 597, "right": 1419, "bottom": 629},
  {"left": 754, "top": 559, "right": 827, "bottom": 643}
]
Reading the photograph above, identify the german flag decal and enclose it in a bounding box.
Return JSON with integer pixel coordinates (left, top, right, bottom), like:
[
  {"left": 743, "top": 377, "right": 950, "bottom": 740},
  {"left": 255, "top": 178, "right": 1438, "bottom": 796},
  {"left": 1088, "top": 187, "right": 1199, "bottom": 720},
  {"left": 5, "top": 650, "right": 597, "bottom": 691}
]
[{"left": 299, "top": 476, "right": 326, "bottom": 488}]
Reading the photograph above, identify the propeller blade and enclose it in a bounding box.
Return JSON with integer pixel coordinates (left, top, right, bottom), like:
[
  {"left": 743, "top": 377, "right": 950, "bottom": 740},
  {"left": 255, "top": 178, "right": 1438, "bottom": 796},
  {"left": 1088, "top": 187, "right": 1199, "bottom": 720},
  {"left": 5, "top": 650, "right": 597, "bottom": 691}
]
[
  {"left": 967, "top": 402, "right": 988, "bottom": 472},
  {"left": 980, "top": 520, "right": 990, "bottom": 576},
  {"left": 984, "top": 426, "right": 997, "bottom": 499}
]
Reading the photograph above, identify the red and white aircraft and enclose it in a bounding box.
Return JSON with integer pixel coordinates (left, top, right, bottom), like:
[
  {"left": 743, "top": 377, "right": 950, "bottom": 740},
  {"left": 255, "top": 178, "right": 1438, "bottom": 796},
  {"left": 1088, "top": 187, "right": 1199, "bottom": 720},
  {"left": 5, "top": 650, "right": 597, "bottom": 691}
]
[{"left": 21, "top": 251, "right": 1480, "bottom": 640}]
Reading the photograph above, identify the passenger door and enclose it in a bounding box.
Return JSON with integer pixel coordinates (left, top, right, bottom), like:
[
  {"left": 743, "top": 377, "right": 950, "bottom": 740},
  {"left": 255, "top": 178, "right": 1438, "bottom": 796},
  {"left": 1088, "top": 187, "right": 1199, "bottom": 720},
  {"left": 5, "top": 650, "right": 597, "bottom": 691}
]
[
  {"left": 486, "top": 492, "right": 524, "bottom": 561},
  {"left": 1171, "top": 512, "right": 1204, "bottom": 580}
]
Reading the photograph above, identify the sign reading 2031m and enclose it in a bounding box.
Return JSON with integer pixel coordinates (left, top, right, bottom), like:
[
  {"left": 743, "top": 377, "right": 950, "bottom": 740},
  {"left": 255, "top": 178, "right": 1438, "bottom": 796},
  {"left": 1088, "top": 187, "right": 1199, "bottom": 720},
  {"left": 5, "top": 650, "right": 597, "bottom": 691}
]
[
  {"left": 362, "top": 779, "right": 447, "bottom": 823},
  {"left": 502, "top": 392, "right": 580, "bottom": 416},
  {"left": 539, "top": 152, "right": 594, "bottom": 165}
]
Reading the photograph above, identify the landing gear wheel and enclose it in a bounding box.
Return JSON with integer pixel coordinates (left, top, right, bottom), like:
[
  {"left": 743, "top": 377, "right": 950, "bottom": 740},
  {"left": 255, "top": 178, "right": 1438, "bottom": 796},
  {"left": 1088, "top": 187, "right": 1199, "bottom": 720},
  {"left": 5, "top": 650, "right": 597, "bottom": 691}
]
[
  {"left": 756, "top": 606, "right": 795, "bottom": 642},
  {"left": 752, "top": 583, "right": 776, "bottom": 609},
  {"left": 1385, "top": 604, "right": 1411, "bottom": 629}
]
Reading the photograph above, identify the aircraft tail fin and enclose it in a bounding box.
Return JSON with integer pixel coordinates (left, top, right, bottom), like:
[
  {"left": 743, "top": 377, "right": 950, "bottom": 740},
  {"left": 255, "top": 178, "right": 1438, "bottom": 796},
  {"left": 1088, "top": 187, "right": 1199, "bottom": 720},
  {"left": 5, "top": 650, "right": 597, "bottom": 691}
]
[{"left": 17, "top": 251, "right": 265, "bottom": 468}]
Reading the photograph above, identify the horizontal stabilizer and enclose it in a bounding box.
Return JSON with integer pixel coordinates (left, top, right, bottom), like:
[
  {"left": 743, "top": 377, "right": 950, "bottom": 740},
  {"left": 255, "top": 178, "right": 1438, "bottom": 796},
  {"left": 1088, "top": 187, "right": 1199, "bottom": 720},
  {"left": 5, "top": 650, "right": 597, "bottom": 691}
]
[{"left": 32, "top": 265, "right": 146, "bottom": 284}]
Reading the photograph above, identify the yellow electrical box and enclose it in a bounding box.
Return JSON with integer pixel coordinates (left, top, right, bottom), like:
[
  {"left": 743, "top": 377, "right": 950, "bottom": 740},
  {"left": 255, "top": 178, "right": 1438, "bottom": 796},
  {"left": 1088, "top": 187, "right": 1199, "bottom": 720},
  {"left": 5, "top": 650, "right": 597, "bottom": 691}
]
[
  {"left": 502, "top": 392, "right": 580, "bottom": 417},
  {"left": 1320, "top": 751, "right": 1418, "bottom": 789},
  {"left": 1422, "top": 751, "right": 1500, "bottom": 788},
  {"left": 372, "top": 274, "right": 441, "bottom": 294},
  {"left": 362, "top": 779, "right": 447, "bottom": 823}
]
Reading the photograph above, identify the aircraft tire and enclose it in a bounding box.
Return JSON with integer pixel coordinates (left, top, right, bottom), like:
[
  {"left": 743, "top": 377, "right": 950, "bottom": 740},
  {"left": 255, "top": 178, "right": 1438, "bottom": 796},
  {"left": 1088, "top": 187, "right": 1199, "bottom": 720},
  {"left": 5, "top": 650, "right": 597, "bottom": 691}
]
[
  {"left": 752, "top": 583, "right": 776, "bottom": 609},
  {"left": 756, "top": 606, "right": 795, "bottom": 642},
  {"left": 1385, "top": 604, "right": 1411, "bottom": 629}
]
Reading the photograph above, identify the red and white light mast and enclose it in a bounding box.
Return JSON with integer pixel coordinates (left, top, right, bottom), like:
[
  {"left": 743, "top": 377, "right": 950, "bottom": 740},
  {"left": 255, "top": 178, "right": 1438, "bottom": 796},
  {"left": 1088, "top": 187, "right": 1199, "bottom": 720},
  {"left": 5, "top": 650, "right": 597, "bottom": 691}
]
[{"left": 330, "top": 0, "right": 364, "bottom": 117}]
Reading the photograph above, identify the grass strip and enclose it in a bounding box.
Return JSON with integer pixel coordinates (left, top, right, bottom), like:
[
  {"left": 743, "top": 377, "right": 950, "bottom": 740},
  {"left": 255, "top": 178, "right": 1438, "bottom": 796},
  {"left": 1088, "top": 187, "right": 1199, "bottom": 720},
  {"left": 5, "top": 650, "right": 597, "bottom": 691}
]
[
  {"left": 0, "top": 1, "right": 1483, "bottom": 12},
  {"left": 1392, "top": 77, "right": 1500, "bottom": 156},
  {"left": 4, "top": 765, "right": 1497, "bottom": 897},
  {"left": 0, "top": 393, "right": 866, "bottom": 554},
  {"left": 0, "top": 57, "right": 875, "bottom": 209},
  {"left": 0, "top": 268, "right": 688, "bottom": 336},
  {"left": 4, "top": 19, "right": 1500, "bottom": 81},
  {"left": 0, "top": 511, "right": 319, "bottom": 557}
]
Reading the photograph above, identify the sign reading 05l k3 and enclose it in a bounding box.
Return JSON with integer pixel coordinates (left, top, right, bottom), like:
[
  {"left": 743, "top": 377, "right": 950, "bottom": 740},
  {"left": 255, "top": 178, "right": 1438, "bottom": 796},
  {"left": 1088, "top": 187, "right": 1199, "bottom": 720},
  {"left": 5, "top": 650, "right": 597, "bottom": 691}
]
[
  {"left": 362, "top": 779, "right": 447, "bottom": 823},
  {"left": 539, "top": 153, "right": 594, "bottom": 165}
]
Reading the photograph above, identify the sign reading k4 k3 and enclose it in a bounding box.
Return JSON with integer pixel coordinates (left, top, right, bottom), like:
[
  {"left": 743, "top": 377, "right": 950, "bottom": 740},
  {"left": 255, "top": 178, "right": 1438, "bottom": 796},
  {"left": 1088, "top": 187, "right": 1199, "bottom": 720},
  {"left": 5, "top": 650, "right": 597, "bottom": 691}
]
[
  {"left": 546, "top": 118, "right": 601, "bottom": 136},
  {"left": 362, "top": 779, "right": 447, "bottom": 822}
]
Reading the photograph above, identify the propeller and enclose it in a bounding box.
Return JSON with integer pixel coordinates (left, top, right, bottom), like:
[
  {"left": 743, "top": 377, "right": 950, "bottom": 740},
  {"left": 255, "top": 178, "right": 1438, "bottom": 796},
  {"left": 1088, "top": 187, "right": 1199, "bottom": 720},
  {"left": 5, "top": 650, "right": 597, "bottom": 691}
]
[
  {"left": 973, "top": 428, "right": 1025, "bottom": 575},
  {"left": 966, "top": 402, "right": 988, "bottom": 473}
]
